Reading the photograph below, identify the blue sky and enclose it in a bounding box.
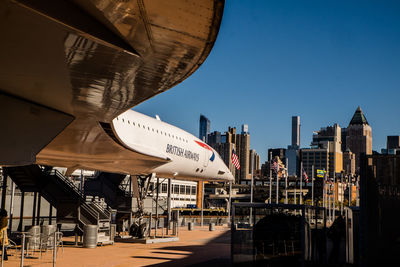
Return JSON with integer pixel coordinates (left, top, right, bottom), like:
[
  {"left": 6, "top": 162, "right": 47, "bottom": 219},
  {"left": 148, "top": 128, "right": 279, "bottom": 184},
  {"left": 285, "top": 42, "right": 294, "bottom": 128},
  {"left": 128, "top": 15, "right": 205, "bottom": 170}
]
[{"left": 136, "top": 0, "right": 400, "bottom": 163}]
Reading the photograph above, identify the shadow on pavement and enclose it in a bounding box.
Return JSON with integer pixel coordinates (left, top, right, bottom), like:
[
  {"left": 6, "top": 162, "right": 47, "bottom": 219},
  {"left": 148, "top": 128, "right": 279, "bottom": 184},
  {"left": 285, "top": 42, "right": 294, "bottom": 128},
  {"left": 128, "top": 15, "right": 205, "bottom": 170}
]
[{"left": 133, "top": 230, "right": 231, "bottom": 266}]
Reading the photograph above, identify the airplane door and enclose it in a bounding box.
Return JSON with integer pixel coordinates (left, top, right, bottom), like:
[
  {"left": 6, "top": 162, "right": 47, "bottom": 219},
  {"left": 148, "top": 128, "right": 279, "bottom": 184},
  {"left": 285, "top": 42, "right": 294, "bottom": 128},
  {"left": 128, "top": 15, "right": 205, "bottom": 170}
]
[{"left": 203, "top": 149, "right": 209, "bottom": 167}]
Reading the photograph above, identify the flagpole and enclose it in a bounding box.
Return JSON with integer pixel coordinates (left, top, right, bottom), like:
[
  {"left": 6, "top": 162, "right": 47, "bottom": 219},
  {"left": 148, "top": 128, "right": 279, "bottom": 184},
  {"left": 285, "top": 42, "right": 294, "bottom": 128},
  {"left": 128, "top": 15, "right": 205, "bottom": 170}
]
[
  {"left": 322, "top": 168, "right": 326, "bottom": 208},
  {"left": 276, "top": 164, "right": 279, "bottom": 204},
  {"left": 332, "top": 171, "right": 337, "bottom": 221},
  {"left": 250, "top": 152, "right": 254, "bottom": 225},
  {"left": 340, "top": 172, "right": 344, "bottom": 215},
  {"left": 285, "top": 158, "right": 288, "bottom": 204},
  {"left": 227, "top": 157, "right": 233, "bottom": 225},
  {"left": 348, "top": 174, "right": 352, "bottom": 207},
  {"left": 328, "top": 174, "right": 332, "bottom": 222},
  {"left": 269, "top": 151, "right": 272, "bottom": 204},
  {"left": 311, "top": 165, "right": 314, "bottom": 206},
  {"left": 300, "top": 161, "right": 303, "bottom": 205}
]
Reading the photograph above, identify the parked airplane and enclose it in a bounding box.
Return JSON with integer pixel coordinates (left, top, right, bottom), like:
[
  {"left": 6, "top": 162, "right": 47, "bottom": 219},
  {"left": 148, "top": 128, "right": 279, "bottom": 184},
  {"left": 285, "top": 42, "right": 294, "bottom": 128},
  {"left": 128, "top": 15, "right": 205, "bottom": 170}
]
[{"left": 38, "top": 109, "right": 233, "bottom": 181}]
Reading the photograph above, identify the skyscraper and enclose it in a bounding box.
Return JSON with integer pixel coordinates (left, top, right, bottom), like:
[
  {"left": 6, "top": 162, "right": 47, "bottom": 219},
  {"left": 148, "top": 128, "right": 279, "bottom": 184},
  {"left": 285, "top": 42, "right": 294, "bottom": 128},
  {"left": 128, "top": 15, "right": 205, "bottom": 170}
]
[
  {"left": 286, "top": 116, "right": 300, "bottom": 176},
  {"left": 268, "top": 148, "right": 286, "bottom": 163},
  {"left": 343, "top": 148, "right": 356, "bottom": 175},
  {"left": 387, "top": 136, "right": 400, "bottom": 150},
  {"left": 242, "top": 124, "right": 249, "bottom": 134},
  {"left": 207, "top": 131, "right": 221, "bottom": 145},
  {"left": 346, "top": 106, "right": 372, "bottom": 172},
  {"left": 236, "top": 125, "right": 250, "bottom": 182},
  {"left": 302, "top": 124, "right": 343, "bottom": 178},
  {"left": 199, "top": 114, "right": 210, "bottom": 143},
  {"left": 249, "top": 149, "right": 260, "bottom": 177},
  {"left": 208, "top": 127, "right": 238, "bottom": 182},
  {"left": 292, "top": 116, "right": 300, "bottom": 147}
]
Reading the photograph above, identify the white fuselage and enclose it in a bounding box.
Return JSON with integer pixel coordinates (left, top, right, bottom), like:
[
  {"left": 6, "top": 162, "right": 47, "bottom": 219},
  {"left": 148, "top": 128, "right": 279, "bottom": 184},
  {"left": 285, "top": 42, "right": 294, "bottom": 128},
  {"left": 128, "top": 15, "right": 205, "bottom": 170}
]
[{"left": 112, "top": 110, "right": 233, "bottom": 182}]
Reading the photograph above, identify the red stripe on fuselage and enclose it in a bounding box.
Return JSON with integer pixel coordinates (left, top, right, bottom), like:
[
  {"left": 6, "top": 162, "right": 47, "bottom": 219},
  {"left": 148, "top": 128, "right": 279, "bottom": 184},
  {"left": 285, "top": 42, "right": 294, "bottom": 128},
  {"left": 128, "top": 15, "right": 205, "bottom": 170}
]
[{"left": 194, "top": 140, "right": 212, "bottom": 151}]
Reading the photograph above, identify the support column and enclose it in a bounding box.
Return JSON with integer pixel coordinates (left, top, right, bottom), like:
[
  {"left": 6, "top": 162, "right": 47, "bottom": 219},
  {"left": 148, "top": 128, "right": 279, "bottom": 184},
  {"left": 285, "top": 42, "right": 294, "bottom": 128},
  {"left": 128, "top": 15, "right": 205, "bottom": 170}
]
[
  {"left": 227, "top": 182, "right": 232, "bottom": 224},
  {"left": 36, "top": 194, "right": 41, "bottom": 225},
  {"left": 49, "top": 204, "right": 53, "bottom": 225},
  {"left": 155, "top": 177, "right": 159, "bottom": 237},
  {"left": 167, "top": 179, "right": 171, "bottom": 234},
  {"left": 17, "top": 192, "right": 25, "bottom": 232},
  {"left": 0, "top": 171, "right": 7, "bottom": 210},
  {"left": 32, "top": 192, "right": 37, "bottom": 226},
  {"left": 200, "top": 181, "right": 204, "bottom": 227},
  {"left": 8, "top": 181, "right": 15, "bottom": 233}
]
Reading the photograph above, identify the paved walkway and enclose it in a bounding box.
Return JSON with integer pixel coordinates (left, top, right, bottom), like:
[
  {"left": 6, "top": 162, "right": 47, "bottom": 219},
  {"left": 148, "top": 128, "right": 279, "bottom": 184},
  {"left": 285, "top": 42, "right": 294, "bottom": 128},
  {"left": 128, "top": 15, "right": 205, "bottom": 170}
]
[{"left": 4, "top": 226, "right": 231, "bottom": 267}]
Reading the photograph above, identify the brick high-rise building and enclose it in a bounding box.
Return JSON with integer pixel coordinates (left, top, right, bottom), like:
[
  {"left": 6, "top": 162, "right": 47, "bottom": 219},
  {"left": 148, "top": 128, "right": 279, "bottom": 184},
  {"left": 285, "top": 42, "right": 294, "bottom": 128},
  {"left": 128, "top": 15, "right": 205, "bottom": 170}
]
[
  {"left": 346, "top": 106, "right": 372, "bottom": 172},
  {"left": 343, "top": 148, "right": 356, "bottom": 175},
  {"left": 208, "top": 127, "right": 237, "bottom": 182},
  {"left": 249, "top": 149, "right": 260, "bottom": 177},
  {"left": 236, "top": 125, "right": 250, "bottom": 182}
]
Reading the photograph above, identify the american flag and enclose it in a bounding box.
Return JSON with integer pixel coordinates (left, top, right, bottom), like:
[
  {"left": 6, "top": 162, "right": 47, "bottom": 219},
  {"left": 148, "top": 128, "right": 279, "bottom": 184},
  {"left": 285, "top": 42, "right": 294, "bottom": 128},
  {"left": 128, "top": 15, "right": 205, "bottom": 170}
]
[
  {"left": 270, "top": 160, "right": 279, "bottom": 173},
  {"left": 302, "top": 167, "right": 309, "bottom": 183},
  {"left": 231, "top": 149, "right": 240, "bottom": 170}
]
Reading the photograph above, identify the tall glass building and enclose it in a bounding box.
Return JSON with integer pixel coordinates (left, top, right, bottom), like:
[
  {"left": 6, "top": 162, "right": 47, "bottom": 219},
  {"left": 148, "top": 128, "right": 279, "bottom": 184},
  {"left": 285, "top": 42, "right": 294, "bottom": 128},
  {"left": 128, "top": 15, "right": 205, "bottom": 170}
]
[{"left": 199, "top": 114, "right": 210, "bottom": 143}]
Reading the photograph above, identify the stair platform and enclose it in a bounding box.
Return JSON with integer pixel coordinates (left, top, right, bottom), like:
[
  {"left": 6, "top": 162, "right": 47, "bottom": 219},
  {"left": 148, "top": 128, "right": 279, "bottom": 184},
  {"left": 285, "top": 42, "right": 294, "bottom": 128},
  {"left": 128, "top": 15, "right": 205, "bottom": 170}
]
[{"left": 115, "top": 236, "right": 179, "bottom": 244}]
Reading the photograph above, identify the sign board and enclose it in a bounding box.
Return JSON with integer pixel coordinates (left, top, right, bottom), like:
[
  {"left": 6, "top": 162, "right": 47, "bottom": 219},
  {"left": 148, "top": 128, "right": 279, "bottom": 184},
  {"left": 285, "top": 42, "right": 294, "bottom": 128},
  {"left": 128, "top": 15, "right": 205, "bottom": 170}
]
[{"left": 317, "top": 169, "right": 326, "bottom": 178}]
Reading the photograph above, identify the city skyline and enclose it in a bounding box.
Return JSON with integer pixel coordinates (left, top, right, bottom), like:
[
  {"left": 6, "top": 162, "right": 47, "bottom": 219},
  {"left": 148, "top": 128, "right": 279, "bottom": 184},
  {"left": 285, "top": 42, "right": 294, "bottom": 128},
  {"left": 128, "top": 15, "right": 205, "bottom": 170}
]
[{"left": 135, "top": 0, "right": 400, "bottom": 163}]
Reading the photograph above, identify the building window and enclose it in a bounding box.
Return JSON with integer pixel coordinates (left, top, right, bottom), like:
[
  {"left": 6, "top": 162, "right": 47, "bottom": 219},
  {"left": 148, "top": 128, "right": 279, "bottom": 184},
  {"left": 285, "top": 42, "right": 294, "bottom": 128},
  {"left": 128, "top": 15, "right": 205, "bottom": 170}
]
[
  {"left": 180, "top": 185, "right": 185, "bottom": 194},
  {"left": 162, "top": 183, "right": 167, "bottom": 193},
  {"left": 174, "top": 185, "right": 179, "bottom": 194},
  {"left": 191, "top": 186, "right": 196, "bottom": 195},
  {"left": 185, "top": 186, "right": 191, "bottom": 195}
]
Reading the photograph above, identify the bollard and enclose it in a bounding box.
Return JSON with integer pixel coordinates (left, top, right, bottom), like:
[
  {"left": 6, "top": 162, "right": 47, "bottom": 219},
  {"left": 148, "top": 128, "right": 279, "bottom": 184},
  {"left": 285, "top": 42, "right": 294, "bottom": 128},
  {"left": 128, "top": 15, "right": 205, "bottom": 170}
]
[
  {"left": 20, "top": 233, "right": 25, "bottom": 267},
  {"left": 1, "top": 229, "right": 5, "bottom": 267},
  {"left": 188, "top": 222, "right": 194, "bottom": 231},
  {"left": 53, "top": 231, "right": 56, "bottom": 267},
  {"left": 209, "top": 223, "right": 215, "bottom": 231}
]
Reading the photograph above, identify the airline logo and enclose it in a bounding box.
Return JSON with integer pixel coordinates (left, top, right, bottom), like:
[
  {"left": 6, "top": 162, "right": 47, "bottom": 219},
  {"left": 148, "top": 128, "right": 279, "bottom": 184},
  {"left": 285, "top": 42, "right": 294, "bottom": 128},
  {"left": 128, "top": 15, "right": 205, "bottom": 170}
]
[{"left": 194, "top": 140, "right": 215, "bottom": 162}]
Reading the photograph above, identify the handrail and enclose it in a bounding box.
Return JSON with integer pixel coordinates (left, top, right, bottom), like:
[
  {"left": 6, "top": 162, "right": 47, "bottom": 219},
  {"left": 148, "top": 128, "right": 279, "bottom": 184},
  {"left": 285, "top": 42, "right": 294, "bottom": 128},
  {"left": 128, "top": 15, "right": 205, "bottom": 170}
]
[
  {"left": 45, "top": 169, "right": 85, "bottom": 200},
  {"left": 81, "top": 202, "right": 99, "bottom": 221}
]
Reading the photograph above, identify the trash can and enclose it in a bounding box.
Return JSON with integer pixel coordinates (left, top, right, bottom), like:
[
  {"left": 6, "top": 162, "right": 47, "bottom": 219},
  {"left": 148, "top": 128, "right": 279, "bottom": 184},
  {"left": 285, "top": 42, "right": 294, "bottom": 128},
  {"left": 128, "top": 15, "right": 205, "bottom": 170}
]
[
  {"left": 209, "top": 223, "right": 215, "bottom": 231},
  {"left": 41, "top": 224, "right": 57, "bottom": 247},
  {"left": 25, "top": 225, "right": 40, "bottom": 249},
  {"left": 41, "top": 224, "right": 57, "bottom": 236},
  {"left": 188, "top": 222, "right": 194, "bottom": 231},
  {"left": 83, "top": 225, "right": 98, "bottom": 248}
]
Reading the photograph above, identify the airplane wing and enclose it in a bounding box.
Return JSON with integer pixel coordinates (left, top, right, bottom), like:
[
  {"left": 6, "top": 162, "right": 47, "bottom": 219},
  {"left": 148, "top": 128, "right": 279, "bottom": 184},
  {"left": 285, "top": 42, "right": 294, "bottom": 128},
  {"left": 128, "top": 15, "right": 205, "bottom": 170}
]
[{"left": 0, "top": 0, "right": 224, "bottom": 168}]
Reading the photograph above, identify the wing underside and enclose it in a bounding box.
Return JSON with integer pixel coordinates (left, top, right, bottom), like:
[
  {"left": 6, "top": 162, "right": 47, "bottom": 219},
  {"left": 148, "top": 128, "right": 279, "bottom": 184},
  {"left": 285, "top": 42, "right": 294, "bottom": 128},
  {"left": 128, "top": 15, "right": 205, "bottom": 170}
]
[{"left": 0, "top": 0, "right": 224, "bottom": 169}]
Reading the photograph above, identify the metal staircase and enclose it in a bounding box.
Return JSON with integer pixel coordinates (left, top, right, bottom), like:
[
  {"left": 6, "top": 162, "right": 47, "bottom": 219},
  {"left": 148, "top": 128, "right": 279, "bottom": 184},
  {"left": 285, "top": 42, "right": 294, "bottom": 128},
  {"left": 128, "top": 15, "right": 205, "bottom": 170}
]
[
  {"left": 84, "top": 172, "right": 133, "bottom": 211},
  {"left": 4, "top": 165, "right": 113, "bottom": 244}
]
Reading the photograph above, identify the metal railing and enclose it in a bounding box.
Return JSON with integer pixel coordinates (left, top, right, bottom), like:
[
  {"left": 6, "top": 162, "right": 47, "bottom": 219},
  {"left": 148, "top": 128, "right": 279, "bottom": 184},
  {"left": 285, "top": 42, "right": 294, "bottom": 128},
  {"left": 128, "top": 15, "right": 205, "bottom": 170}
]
[{"left": 45, "top": 169, "right": 85, "bottom": 201}]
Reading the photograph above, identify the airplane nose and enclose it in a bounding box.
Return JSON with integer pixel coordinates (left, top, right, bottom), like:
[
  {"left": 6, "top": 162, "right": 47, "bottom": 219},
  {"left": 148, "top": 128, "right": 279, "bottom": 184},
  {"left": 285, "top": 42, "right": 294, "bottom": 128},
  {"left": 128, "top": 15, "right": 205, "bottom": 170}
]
[{"left": 227, "top": 170, "right": 234, "bottom": 181}]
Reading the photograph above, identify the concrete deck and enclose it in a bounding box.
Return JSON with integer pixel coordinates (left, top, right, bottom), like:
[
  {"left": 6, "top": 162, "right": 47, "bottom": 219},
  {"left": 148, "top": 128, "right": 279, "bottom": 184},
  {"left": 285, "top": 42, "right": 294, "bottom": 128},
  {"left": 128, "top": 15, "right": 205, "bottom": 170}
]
[{"left": 4, "top": 226, "right": 231, "bottom": 266}]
